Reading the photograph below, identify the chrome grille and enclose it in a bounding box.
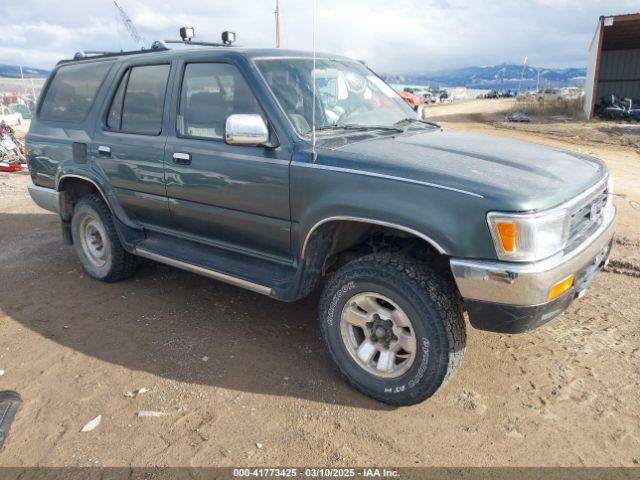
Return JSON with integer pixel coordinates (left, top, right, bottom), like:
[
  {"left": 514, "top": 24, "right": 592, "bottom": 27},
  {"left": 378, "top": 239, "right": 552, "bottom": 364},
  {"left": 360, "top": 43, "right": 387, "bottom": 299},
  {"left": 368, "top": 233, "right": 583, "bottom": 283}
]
[{"left": 568, "top": 185, "right": 608, "bottom": 246}]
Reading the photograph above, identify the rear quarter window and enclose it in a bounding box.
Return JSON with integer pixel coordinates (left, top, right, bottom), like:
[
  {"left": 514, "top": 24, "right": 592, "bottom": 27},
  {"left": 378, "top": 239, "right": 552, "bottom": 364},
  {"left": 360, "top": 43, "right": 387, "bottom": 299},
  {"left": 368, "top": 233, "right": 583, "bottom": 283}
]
[
  {"left": 106, "top": 64, "right": 171, "bottom": 135},
  {"left": 39, "top": 61, "right": 112, "bottom": 123}
]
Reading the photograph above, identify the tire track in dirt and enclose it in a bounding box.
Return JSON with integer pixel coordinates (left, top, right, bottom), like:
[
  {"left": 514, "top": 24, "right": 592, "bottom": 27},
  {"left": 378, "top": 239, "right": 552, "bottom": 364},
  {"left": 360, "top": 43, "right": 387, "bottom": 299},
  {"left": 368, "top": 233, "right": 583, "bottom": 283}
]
[{"left": 606, "top": 236, "right": 640, "bottom": 278}]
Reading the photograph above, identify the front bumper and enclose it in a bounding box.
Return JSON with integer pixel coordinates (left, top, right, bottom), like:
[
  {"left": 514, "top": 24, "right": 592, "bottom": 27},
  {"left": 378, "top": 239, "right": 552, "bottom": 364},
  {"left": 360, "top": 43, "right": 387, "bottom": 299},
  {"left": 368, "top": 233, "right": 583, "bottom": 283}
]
[{"left": 450, "top": 204, "right": 616, "bottom": 333}]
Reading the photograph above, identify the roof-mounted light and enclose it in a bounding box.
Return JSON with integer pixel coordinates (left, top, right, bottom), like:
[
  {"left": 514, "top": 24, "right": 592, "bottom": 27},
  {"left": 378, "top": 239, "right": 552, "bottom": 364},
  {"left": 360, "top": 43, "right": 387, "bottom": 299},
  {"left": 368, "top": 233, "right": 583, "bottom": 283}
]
[
  {"left": 222, "top": 31, "right": 236, "bottom": 45},
  {"left": 180, "top": 26, "right": 195, "bottom": 42},
  {"left": 164, "top": 27, "right": 236, "bottom": 48}
]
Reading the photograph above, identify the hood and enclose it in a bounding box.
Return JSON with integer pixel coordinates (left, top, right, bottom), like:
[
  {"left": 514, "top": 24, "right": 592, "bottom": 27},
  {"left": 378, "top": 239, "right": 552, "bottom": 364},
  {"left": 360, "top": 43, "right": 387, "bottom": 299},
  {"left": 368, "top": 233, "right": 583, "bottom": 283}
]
[{"left": 320, "top": 129, "right": 606, "bottom": 211}]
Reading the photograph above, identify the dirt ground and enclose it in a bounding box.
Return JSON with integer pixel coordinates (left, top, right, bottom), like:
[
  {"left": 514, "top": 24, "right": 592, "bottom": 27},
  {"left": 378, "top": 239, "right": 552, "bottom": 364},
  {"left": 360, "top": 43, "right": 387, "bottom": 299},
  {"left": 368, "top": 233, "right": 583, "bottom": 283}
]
[{"left": 0, "top": 102, "right": 639, "bottom": 468}]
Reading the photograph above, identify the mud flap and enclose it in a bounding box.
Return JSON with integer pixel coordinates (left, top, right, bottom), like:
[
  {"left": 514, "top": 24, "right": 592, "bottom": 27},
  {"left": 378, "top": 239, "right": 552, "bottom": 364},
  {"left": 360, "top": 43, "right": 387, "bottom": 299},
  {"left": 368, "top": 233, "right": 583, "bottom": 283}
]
[{"left": 0, "top": 391, "right": 21, "bottom": 449}]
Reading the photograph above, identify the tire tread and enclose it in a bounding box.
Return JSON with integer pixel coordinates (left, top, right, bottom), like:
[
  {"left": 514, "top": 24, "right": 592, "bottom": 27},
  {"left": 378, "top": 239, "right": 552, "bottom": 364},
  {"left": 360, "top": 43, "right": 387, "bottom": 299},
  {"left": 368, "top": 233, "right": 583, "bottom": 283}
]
[
  {"left": 72, "top": 194, "right": 137, "bottom": 283},
  {"left": 318, "top": 252, "right": 466, "bottom": 405}
]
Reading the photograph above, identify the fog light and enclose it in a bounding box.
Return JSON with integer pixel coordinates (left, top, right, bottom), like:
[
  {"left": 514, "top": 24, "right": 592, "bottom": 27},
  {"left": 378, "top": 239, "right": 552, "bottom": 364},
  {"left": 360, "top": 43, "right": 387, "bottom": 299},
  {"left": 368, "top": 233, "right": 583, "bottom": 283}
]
[{"left": 548, "top": 274, "right": 575, "bottom": 301}]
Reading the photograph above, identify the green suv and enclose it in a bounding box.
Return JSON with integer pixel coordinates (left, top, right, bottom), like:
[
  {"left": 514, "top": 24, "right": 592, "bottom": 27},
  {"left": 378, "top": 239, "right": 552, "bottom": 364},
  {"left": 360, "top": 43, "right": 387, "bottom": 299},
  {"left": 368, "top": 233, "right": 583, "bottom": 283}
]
[{"left": 26, "top": 44, "right": 616, "bottom": 405}]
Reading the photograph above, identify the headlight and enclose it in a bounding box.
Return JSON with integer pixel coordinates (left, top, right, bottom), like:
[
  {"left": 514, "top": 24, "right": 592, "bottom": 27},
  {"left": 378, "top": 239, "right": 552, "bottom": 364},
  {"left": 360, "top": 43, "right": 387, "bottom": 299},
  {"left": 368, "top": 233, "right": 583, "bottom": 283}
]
[{"left": 487, "top": 209, "right": 570, "bottom": 262}]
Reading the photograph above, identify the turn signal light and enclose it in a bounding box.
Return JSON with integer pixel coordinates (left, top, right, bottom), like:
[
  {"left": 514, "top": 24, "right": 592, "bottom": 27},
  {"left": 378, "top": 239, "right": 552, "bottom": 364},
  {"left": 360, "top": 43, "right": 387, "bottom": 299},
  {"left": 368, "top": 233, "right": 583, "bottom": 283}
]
[
  {"left": 548, "top": 274, "right": 575, "bottom": 301},
  {"left": 496, "top": 221, "right": 516, "bottom": 252}
]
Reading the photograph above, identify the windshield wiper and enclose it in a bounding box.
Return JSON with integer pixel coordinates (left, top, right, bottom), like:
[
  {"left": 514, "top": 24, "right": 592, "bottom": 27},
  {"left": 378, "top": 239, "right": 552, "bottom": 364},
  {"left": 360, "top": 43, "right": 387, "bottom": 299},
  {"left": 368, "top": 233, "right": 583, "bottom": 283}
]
[
  {"left": 314, "top": 124, "right": 404, "bottom": 133},
  {"left": 393, "top": 118, "right": 441, "bottom": 129}
]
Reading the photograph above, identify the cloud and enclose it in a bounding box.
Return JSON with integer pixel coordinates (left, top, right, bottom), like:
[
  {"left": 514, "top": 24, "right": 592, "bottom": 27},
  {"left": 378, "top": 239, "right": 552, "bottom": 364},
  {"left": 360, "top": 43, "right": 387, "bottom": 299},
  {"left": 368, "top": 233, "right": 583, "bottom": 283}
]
[{"left": 0, "top": 0, "right": 637, "bottom": 72}]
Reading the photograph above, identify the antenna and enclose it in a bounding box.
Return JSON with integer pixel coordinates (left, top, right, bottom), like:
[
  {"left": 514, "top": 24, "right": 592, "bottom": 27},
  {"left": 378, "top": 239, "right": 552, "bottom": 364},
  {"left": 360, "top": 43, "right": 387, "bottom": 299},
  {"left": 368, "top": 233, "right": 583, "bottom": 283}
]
[
  {"left": 311, "top": 0, "right": 317, "bottom": 162},
  {"left": 275, "top": 0, "right": 281, "bottom": 48}
]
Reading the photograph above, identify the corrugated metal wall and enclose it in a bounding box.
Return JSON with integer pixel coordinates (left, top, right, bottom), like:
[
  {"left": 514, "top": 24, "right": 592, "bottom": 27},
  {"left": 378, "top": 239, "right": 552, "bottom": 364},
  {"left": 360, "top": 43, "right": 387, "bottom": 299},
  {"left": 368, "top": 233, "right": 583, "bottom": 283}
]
[{"left": 596, "top": 48, "right": 640, "bottom": 100}]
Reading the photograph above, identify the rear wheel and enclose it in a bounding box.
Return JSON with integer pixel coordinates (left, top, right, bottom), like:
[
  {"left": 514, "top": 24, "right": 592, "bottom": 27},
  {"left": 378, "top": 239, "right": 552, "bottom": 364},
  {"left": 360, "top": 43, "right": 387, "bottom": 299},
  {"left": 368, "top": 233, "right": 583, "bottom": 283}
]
[
  {"left": 71, "top": 194, "right": 137, "bottom": 282},
  {"left": 318, "top": 253, "right": 466, "bottom": 405}
]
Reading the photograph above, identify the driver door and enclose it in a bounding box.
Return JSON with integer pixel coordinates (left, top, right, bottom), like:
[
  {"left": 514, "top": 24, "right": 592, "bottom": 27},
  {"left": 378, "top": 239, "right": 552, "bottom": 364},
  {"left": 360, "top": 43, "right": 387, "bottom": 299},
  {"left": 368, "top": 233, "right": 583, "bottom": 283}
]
[{"left": 164, "top": 60, "right": 292, "bottom": 261}]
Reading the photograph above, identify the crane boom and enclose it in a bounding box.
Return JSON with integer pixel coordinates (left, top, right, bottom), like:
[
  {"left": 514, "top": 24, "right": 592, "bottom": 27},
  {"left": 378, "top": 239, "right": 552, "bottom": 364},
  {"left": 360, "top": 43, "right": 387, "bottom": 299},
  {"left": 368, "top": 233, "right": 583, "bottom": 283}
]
[{"left": 113, "top": 0, "right": 146, "bottom": 49}]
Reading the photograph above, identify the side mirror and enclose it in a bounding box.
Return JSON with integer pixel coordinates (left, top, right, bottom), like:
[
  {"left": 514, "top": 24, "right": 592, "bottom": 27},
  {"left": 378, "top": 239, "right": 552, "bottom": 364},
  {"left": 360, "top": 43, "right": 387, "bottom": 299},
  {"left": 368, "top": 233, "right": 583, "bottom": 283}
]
[{"left": 224, "top": 114, "right": 269, "bottom": 146}]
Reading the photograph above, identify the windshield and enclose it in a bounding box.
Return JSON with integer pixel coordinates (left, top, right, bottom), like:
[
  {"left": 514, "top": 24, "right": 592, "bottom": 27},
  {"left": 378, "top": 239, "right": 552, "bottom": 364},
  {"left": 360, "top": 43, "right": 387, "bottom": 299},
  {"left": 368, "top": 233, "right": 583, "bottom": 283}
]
[{"left": 255, "top": 58, "right": 417, "bottom": 136}]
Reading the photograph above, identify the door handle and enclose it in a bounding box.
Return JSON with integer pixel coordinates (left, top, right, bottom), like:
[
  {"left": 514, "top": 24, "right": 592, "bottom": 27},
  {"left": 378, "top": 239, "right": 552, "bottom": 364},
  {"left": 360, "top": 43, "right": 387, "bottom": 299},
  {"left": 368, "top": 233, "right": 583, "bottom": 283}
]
[
  {"left": 172, "top": 152, "right": 192, "bottom": 165},
  {"left": 97, "top": 145, "right": 111, "bottom": 156}
]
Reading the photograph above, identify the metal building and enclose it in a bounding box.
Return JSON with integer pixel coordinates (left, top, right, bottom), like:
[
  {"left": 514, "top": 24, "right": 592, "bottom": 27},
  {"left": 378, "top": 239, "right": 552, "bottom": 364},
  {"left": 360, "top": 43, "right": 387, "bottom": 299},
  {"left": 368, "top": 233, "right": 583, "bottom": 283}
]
[{"left": 584, "top": 13, "right": 640, "bottom": 118}]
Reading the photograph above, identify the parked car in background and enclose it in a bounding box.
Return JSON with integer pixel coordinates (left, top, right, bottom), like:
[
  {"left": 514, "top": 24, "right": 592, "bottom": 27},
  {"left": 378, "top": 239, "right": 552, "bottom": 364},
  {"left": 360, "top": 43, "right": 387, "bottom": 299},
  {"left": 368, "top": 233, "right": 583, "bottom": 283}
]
[
  {"left": 421, "top": 91, "right": 436, "bottom": 103},
  {"left": 536, "top": 88, "right": 562, "bottom": 102},
  {"left": 506, "top": 109, "right": 531, "bottom": 122},
  {"left": 404, "top": 87, "right": 431, "bottom": 103},
  {"left": 404, "top": 87, "right": 434, "bottom": 104},
  {"left": 397, "top": 90, "right": 425, "bottom": 118},
  {"left": 0, "top": 106, "right": 23, "bottom": 126},
  {"left": 11, "top": 104, "right": 32, "bottom": 120},
  {"left": 435, "top": 90, "right": 452, "bottom": 103}
]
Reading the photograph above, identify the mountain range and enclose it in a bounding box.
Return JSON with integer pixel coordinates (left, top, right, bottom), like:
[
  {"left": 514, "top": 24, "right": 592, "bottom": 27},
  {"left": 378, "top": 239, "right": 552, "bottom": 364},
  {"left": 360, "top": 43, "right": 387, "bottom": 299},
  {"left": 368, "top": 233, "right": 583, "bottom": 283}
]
[
  {"left": 0, "top": 62, "right": 586, "bottom": 90},
  {"left": 0, "top": 64, "right": 51, "bottom": 78},
  {"left": 384, "top": 63, "right": 586, "bottom": 90}
]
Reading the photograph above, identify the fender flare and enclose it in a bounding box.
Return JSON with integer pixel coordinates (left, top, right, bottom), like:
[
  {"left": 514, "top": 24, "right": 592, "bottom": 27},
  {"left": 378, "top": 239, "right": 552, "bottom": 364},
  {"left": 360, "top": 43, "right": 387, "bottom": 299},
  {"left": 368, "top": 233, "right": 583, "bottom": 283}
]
[
  {"left": 56, "top": 174, "right": 137, "bottom": 229},
  {"left": 300, "top": 216, "right": 448, "bottom": 260}
]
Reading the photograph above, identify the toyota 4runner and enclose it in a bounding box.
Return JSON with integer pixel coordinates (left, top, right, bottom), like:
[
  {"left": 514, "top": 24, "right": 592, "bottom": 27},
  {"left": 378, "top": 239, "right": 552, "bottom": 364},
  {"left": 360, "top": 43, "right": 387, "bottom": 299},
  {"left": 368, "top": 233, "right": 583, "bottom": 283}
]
[{"left": 26, "top": 43, "right": 616, "bottom": 405}]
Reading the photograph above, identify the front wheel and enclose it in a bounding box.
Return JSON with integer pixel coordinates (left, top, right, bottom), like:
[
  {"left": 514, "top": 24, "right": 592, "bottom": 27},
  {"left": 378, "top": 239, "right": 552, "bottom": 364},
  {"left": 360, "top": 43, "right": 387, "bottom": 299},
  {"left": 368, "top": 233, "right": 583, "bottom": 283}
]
[{"left": 318, "top": 253, "right": 466, "bottom": 405}]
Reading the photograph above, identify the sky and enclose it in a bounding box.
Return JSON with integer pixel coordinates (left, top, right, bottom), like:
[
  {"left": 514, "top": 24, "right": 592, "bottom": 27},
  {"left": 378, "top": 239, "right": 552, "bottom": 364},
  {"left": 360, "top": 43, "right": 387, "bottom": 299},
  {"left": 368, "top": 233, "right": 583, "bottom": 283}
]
[{"left": 0, "top": 0, "right": 637, "bottom": 73}]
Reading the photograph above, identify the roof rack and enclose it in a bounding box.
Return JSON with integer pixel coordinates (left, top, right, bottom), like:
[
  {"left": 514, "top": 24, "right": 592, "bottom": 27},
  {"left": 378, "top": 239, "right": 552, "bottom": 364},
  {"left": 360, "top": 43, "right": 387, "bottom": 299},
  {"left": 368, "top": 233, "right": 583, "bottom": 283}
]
[
  {"left": 164, "top": 28, "right": 237, "bottom": 48},
  {"left": 57, "top": 29, "right": 237, "bottom": 65},
  {"left": 164, "top": 40, "right": 229, "bottom": 48},
  {"left": 57, "top": 41, "right": 169, "bottom": 65}
]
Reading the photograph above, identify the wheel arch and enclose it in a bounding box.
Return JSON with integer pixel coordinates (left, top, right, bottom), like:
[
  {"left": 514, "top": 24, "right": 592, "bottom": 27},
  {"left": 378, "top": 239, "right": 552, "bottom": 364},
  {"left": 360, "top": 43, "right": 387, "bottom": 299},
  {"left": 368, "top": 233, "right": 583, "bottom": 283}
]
[
  {"left": 290, "top": 216, "right": 453, "bottom": 301},
  {"left": 56, "top": 174, "right": 142, "bottom": 249},
  {"left": 57, "top": 174, "right": 110, "bottom": 222},
  {"left": 56, "top": 174, "right": 138, "bottom": 229},
  {"left": 300, "top": 216, "right": 448, "bottom": 261}
]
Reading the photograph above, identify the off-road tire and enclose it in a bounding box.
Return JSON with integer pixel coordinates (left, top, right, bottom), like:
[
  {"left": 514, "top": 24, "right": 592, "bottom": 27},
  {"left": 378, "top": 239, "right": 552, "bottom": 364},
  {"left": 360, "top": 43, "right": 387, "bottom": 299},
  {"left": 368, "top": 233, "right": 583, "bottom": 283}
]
[
  {"left": 318, "top": 253, "right": 466, "bottom": 406},
  {"left": 71, "top": 194, "right": 137, "bottom": 282}
]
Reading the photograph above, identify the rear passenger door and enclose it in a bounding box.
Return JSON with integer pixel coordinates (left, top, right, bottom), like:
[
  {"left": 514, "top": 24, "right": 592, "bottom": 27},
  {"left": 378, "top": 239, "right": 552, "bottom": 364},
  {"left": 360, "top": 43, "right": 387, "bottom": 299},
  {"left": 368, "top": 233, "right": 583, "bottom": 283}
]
[
  {"left": 92, "top": 62, "right": 173, "bottom": 229},
  {"left": 164, "top": 60, "right": 291, "bottom": 261}
]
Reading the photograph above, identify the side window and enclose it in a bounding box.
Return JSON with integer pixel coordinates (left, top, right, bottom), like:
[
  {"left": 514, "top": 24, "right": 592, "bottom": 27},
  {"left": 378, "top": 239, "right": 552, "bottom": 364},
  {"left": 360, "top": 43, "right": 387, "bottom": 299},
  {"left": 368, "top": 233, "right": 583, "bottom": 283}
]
[
  {"left": 40, "top": 61, "right": 112, "bottom": 123},
  {"left": 177, "top": 63, "right": 263, "bottom": 140},
  {"left": 107, "top": 70, "right": 128, "bottom": 130},
  {"left": 107, "top": 64, "right": 170, "bottom": 135}
]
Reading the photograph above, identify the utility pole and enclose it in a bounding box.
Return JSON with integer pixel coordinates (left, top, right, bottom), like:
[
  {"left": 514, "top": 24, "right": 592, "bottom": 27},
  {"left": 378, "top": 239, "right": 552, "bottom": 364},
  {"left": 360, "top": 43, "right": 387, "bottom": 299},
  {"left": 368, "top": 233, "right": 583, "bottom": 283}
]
[
  {"left": 518, "top": 56, "right": 527, "bottom": 94},
  {"left": 275, "top": 0, "right": 281, "bottom": 48},
  {"left": 19, "top": 65, "right": 26, "bottom": 98},
  {"left": 29, "top": 78, "right": 37, "bottom": 106}
]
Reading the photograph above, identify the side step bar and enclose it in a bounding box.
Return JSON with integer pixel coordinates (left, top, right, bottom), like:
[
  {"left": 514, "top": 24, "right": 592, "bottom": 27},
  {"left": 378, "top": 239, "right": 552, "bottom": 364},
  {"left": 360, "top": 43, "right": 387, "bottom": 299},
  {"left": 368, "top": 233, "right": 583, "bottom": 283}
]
[{"left": 134, "top": 247, "right": 274, "bottom": 296}]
